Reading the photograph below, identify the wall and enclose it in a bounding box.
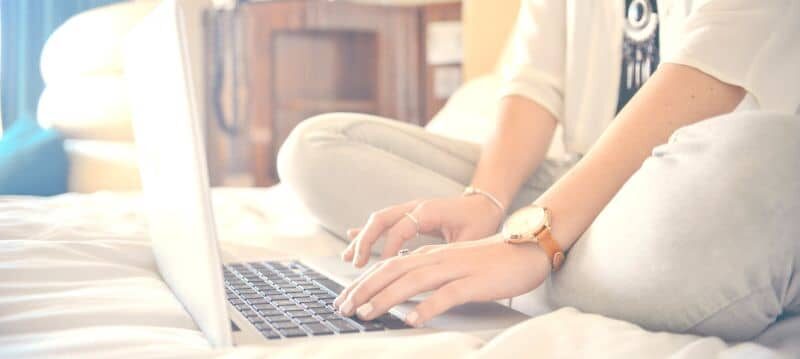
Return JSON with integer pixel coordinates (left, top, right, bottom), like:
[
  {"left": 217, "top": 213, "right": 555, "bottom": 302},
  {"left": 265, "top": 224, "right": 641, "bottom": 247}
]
[{"left": 462, "top": 0, "right": 520, "bottom": 81}]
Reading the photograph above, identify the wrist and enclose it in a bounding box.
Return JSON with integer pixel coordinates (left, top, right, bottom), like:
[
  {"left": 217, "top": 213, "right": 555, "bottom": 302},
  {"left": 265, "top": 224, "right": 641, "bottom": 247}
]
[
  {"left": 463, "top": 195, "right": 505, "bottom": 225},
  {"left": 463, "top": 186, "right": 507, "bottom": 216}
]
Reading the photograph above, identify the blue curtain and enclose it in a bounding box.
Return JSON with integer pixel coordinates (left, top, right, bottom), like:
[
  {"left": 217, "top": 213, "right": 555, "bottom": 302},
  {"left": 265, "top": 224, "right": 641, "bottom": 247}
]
[{"left": 0, "top": 0, "right": 122, "bottom": 129}]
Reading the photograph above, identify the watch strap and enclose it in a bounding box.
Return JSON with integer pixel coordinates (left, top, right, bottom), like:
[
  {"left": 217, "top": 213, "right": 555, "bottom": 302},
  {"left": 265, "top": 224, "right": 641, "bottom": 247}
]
[{"left": 537, "top": 227, "right": 565, "bottom": 271}]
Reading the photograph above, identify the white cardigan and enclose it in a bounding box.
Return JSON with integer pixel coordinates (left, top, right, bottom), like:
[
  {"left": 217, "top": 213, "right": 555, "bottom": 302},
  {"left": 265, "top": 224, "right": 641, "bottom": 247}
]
[{"left": 499, "top": 0, "right": 800, "bottom": 155}]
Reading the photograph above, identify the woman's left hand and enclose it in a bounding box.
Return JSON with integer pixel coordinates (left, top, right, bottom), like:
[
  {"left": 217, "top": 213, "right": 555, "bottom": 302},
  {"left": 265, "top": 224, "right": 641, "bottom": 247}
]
[{"left": 333, "top": 235, "right": 552, "bottom": 327}]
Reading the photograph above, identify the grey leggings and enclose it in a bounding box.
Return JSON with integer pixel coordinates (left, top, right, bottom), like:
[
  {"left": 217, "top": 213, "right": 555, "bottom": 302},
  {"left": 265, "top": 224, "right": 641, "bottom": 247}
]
[{"left": 277, "top": 110, "right": 800, "bottom": 341}]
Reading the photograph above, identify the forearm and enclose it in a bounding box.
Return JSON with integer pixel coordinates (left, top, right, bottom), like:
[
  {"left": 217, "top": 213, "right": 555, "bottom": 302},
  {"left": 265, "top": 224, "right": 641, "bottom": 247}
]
[
  {"left": 536, "top": 64, "right": 746, "bottom": 250},
  {"left": 470, "top": 96, "right": 558, "bottom": 208}
]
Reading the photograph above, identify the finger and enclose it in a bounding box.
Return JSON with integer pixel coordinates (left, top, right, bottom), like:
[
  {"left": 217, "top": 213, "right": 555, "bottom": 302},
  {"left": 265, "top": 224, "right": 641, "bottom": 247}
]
[
  {"left": 343, "top": 244, "right": 444, "bottom": 309},
  {"left": 370, "top": 201, "right": 444, "bottom": 264},
  {"left": 379, "top": 216, "right": 419, "bottom": 260},
  {"left": 346, "top": 228, "right": 361, "bottom": 241},
  {"left": 405, "top": 276, "right": 480, "bottom": 327},
  {"left": 333, "top": 260, "right": 386, "bottom": 309},
  {"left": 355, "top": 264, "right": 466, "bottom": 321},
  {"left": 338, "top": 253, "right": 439, "bottom": 316},
  {"left": 352, "top": 202, "right": 418, "bottom": 267},
  {"left": 341, "top": 237, "right": 358, "bottom": 261}
]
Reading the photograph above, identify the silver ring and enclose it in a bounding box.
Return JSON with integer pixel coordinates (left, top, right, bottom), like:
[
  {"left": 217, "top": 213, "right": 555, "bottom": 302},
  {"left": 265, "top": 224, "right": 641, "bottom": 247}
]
[
  {"left": 403, "top": 212, "right": 420, "bottom": 237},
  {"left": 398, "top": 248, "right": 410, "bottom": 256}
]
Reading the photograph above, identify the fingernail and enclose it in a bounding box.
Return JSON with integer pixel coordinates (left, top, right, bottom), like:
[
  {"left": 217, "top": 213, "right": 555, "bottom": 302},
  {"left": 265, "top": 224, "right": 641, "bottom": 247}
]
[
  {"left": 356, "top": 303, "right": 373, "bottom": 319},
  {"left": 405, "top": 311, "right": 420, "bottom": 327},
  {"left": 340, "top": 300, "right": 354, "bottom": 316}
]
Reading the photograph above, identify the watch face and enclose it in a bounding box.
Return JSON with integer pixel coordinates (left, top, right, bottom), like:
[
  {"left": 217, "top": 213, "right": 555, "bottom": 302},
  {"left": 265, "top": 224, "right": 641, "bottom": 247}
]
[{"left": 503, "top": 206, "right": 547, "bottom": 241}]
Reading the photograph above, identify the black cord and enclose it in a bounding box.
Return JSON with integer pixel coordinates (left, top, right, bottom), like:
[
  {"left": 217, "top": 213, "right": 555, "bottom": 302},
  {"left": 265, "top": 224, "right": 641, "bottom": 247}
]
[{"left": 210, "top": 9, "right": 240, "bottom": 136}]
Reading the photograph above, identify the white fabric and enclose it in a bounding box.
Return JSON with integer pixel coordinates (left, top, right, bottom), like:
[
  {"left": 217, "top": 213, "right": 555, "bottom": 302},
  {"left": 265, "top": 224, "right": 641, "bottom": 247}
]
[
  {"left": 500, "top": 0, "right": 800, "bottom": 154},
  {"left": 0, "top": 187, "right": 794, "bottom": 358},
  {"left": 38, "top": 76, "right": 133, "bottom": 141},
  {"left": 64, "top": 140, "right": 141, "bottom": 192},
  {"left": 40, "top": 2, "right": 157, "bottom": 84}
]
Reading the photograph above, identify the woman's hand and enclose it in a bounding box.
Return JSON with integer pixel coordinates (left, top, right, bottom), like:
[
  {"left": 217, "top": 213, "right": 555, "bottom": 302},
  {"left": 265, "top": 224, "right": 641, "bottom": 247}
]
[
  {"left": 333, "top": 235, "right": 551, "bottom": 327},
  {"left": 342, "top": 195, "right": 505, "bottom": 268}
]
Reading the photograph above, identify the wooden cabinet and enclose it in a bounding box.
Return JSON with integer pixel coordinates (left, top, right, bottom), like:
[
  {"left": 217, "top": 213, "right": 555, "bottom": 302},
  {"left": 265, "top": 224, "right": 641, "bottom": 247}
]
[{"left": 206, "top": 1, "right": 461, "bottom": 186}]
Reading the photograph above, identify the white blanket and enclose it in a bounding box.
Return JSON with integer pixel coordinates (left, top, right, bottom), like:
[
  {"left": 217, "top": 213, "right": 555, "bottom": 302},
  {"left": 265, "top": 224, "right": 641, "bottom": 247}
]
[{"left": 0, "top": 188, "right": 794, "bottom": 358}]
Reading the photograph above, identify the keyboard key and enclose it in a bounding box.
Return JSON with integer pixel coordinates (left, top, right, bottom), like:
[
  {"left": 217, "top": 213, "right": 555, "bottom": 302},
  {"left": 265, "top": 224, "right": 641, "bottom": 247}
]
[
  {"left": 287, "top": 310, "right": 311, "bottom": 317},
  {"left": 247, "top": 298, "right": 269, "bottom": 305},
  {"left": 353, "top": 318, "right": 385, "bottom": 332},
  {"left": 279, "top": 304, "right": 302, "bottom": 312},
  {"left": 294, "top": 296, "right": 316, "bottom": 303},
  {"left": 377, "top": 314, "right": 409, "bottom": 329},
  {"left": 254, "top": 322, "right": 272, "bottom": 330},
  {"left": 327, "top": 319, "right": 359, "bottom": 333},
  {"left": 273, "top": 300, "right": 294, "bottom": 306},
  {"left": 310, "top": 307, "right": 333, "bottom": 315},
  {"left": 361, "top": 321, "right": 386, "bottom": 331},
  {"left": 265, "top": 314, "right": 291, "bottom": 323},
  {"left": 279, "top": 328, "right": 308, "bottom": 338},
  {"left": 261, "top": 329, "right": 281, "bottom": 339},
  {"left": 314, "top": 279, "right": 344, "bottom": 294},
  {"left": 304, "top": 322, "right": 334, "bottom": 335},
  {"left": 319, "top": 313, "right": 344, "bottom": 321},
  {"left": 296, "top": 316, "right": 321, "bottom": 324},
  {"left": 253, "top": 303, "right": 275, "bottom": 311},
  {"left": 258, "top": 309, "right": 284, "bottom": 317},
  {"left": 269, "top": 294, "right": 289, "bottom": 302},
  {"left": 272, "top": 321, "right": 299, "bottom": 330},
  {"left": 303, "top": 302, "right": 325, "bottom": 309}
]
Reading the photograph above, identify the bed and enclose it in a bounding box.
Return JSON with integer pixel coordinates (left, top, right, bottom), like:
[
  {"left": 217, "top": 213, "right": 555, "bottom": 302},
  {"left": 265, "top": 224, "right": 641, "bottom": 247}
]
[{"left": 1, "top": 186, "right": 797, "bottom": 358}]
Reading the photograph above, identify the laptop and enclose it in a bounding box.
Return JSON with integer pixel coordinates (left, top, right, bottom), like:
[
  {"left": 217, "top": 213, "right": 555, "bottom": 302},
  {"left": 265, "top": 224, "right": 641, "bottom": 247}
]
[{"left": 123, "top": 0, "right": 528, "bottom": 348}]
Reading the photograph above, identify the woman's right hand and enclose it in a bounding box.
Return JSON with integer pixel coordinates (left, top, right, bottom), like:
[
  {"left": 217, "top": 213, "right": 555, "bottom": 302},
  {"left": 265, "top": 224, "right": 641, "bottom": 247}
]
[{"left": 342, "top": 195, "right": 506, "bottom": 268}]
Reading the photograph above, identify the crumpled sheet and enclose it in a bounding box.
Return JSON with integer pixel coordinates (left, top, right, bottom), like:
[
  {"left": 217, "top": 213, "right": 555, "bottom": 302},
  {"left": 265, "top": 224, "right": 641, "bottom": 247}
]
[{"left": 0, "top": 188, "right": 794, "bottom": 358}]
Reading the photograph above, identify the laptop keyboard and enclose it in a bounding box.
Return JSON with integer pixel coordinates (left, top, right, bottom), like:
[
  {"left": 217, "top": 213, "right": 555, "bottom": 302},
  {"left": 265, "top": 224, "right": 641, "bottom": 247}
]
[{"left": 224, "top": 261, "right": 410, "bottom": 340}]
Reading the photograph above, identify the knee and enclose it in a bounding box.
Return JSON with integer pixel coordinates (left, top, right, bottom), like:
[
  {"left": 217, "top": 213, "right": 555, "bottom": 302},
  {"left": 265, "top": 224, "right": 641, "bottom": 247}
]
[
  {"left": 550, "top": 111, "right": 800, "bottom": 341},
  {"left": 279, "top": 113, "right": 346, "bottom": 186}
]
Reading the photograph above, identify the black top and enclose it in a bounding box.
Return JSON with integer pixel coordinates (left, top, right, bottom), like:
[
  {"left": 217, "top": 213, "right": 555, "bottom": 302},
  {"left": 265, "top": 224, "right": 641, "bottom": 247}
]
[{"left": 616, "top": 0, "right": 660, "bottom": 113}]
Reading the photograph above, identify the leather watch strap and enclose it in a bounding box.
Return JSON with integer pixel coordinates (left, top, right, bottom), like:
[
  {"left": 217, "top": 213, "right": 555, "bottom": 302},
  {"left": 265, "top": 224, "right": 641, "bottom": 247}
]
[{"left": 537, "top": 227, "right": 565, "bottom": 271}]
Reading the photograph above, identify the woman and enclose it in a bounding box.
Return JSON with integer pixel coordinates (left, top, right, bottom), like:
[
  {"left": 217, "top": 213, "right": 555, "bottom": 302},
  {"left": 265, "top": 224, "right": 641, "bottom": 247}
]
[{"left": 278, "top": 0, "right": 800, "bottom": 341}]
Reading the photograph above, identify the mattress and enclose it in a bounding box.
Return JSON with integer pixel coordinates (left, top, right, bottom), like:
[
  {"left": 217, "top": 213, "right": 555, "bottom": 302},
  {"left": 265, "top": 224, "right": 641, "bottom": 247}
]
[{"left": 0, "top": 187, "right": 795, "bottom": 358}]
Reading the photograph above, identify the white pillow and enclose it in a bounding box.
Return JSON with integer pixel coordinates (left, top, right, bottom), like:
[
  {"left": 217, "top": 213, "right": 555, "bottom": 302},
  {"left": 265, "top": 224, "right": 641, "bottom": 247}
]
[
  {"left": 38, "top": 76, "right": 133, "bottom": 141},
  {"left": 40, "top": 1, "right": 157, "bottom": 84},
  {"left": 65, "top": 140, "right": 141, "bottom": 192}
]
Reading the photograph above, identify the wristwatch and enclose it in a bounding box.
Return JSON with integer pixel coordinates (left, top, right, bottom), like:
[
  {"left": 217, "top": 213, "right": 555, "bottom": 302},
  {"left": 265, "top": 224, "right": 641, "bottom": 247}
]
[{"left": 501, "top": 205, "right": 565, "bottom": 271}]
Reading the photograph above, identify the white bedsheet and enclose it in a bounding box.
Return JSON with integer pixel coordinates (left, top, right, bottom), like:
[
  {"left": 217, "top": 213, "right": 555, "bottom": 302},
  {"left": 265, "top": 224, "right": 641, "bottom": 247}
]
[{"left": 0, "top": 188, "right": 795, "bottom": 358}]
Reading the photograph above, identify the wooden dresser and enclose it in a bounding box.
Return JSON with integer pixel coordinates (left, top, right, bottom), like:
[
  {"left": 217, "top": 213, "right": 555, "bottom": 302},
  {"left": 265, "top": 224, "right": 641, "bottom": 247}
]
[{"left": 206, "top": 0, "right": 461, "bottom": 186}]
